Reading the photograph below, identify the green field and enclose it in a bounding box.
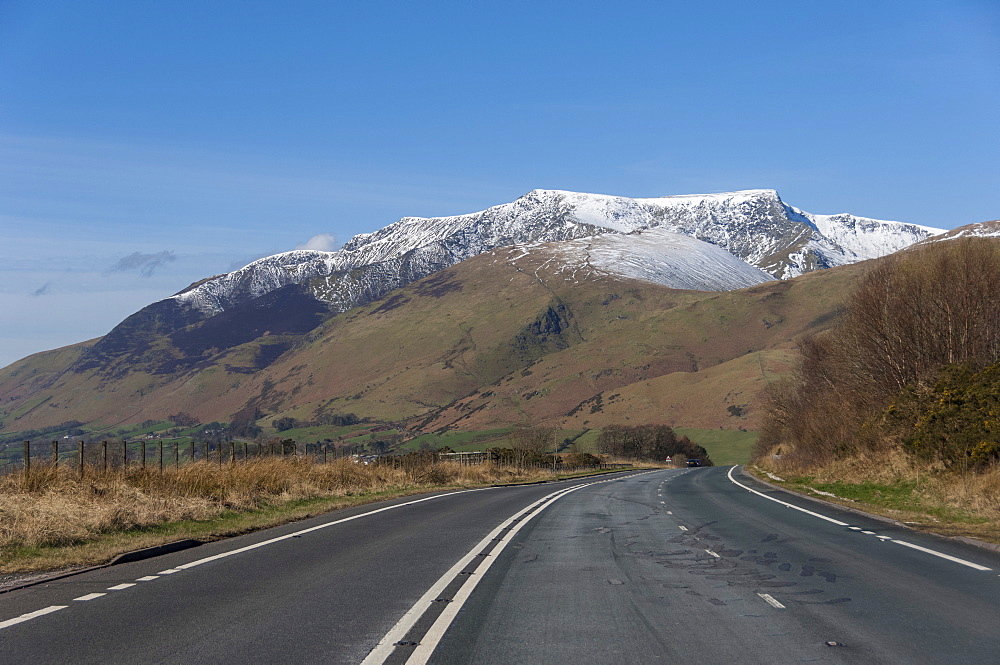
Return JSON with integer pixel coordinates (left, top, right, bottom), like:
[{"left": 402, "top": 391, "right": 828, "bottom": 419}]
[{"left": 672, "top": 427, "right": 758, "bottom": 466}]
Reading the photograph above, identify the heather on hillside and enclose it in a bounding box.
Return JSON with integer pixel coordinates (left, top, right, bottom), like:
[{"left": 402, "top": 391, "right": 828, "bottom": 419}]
[{"left": 756, "top": 238, "right": 1000, "bottom": 470}]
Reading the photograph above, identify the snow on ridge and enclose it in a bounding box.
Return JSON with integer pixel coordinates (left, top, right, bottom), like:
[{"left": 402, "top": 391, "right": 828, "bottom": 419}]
[
  {"left": 543, "top": 228, "right": 774, "bottom": 292},
  {"left": 918, "top": 220, "right": 1000, "bottom": 244},
  {"left": 168, "top": 187, "right": 939, "bottom": 316},
  {"left": 796, "top": 209, "right": 944, "bottom": 265}
]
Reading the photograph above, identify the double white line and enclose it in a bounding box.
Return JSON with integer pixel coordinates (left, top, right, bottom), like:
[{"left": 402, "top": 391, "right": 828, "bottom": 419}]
[{"left": 362, "top": 477, "right": 620, "bottom": 664}]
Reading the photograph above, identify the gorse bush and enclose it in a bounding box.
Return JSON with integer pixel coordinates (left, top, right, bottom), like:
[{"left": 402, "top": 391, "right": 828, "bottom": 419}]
[
  {"left": 885, "top": 363, "right": 1000, "bottom": 469},
  {"left": 757, "top": 238, "right": 1000, "bottom": 470}
]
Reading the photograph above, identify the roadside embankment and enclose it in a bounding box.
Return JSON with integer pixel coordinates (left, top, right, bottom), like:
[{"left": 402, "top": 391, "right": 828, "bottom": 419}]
[
  {"left": 0, "top": 458, "right": 644, "bottom": 574},
  {"left": 748, "top": 451, "right": 1000, "bottom": 546}
]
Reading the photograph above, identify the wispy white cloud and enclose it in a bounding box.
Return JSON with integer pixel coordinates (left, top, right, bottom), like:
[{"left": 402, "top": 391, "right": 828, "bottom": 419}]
[{"left": 295, "top": 233, "right": 337, "bottom": 251}]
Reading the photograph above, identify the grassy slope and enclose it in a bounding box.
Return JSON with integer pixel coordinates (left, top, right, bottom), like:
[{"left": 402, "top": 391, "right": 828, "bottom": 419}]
[
  {"left": 0, "top": 245, "right": 865, "bottom": 439},
  {"left": 672, "top": 427, "right": 759, "bottom": 465}
]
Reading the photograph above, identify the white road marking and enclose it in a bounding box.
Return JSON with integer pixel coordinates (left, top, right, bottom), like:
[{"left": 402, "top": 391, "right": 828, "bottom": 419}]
[
  {"left": 176, "top": 488, "right": 486, "bottom": 572},
  {"left": 892, "top": 539, "right": 993, "bottom": 571},
  {"left": 363, "top": 472, "right": 658, "bottom": 665},
  {"left": 705, "top": 549, "right": 720, "bottom": 558},
  {"left": 757, "top": 593, "right": 785, "bottom": 609},
  {"left": 727, "top": 467, "right": 851, "bottom": 527},
  {"left": 403, "top": 485, "right": 595, "bottom": 665},
  {"left": 862, "top": 530, "right": 876, "bottom": 535},
  {"left": 728, "top": 467, "right": 993, "bottom": 572},
  {"left": 0, "top": 606, "right": 67, "bottom": 630},
  {"left": 666, "top": 511, "right": 673, "bottom": 515},
  {"left": 399, "top": 481, "right": 603, "bottom": 665},
  {"left": 361, "top": 484, "right": 593, "bottom": 664},
  {"left": 0, "top": 470, "right": 644, "bottom": 641},
  {"left": 678, "top": 525, "right": 688, "bottom": 531}
]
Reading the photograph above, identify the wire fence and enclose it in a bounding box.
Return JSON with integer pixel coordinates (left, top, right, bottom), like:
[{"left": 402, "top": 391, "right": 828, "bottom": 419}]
[{"left": 0, "top": 440, "right": 632, "bottom": 477}]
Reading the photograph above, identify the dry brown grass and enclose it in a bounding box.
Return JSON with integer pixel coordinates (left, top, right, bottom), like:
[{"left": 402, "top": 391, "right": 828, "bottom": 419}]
[
  {"left": 0, "top": 458, "right": 605, "bottom": 572},
  {"left": 754, "top": 448, "right": 1000, "bottom": 543}
]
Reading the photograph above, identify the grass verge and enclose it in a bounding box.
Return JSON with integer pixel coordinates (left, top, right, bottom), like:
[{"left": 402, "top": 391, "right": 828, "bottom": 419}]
[
  {"left": 0, "top": 459, "right": 641, "bottom": 574},
  {"left": 747, "top": 456, "right": 1000, "bottom": 546}
]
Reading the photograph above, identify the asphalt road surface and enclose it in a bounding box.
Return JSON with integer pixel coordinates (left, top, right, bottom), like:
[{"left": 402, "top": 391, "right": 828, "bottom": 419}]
[{"left": 1, "top": 467, "right": 997, "bottom": 664}]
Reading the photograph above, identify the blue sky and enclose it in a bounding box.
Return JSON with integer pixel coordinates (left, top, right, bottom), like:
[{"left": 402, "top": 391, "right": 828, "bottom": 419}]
[{"left": 1, "top": 0, "right": 998, "bottom": 368}]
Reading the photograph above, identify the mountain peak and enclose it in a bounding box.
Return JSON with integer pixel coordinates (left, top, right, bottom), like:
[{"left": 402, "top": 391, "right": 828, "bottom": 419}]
[{"left": 168, "top": 188, "right": 943, "bottom": 317}]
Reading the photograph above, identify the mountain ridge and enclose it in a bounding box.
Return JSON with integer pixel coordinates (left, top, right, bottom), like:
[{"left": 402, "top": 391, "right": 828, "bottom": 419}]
[{"left": 0, "top": 187, "right": 971, "bottom": 441}]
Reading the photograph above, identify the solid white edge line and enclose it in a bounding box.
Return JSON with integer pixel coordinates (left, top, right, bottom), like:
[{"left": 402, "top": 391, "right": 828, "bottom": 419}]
[
  {"left": 0, "top": 605, "right": 67, "bottom": 630},
  {"left": 727, "top": 466, "right": 992, "bottom": 572},
  {"left": 177, "top": 488, "right": 486, "bottom": 571},
  {"left": 359, "top": 483, "right": 586, "bottom": 665},
  {"left": 726, "top": 466, "right": 849, "bottom": 526},
  {"left": 757, "top": 593, "right": 785, "bottom": 609},
  {"left": 892, "top": 539, "right": 993, "bottom": 571},
  {"left": 403, "top": 482, "right": 599, "bottom": 665}
]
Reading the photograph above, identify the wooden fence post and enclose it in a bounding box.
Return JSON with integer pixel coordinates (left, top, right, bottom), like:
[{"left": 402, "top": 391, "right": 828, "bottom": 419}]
[
  {"left": 79, "top": 441, "right": 85, "bottom": 478},
  {"left": 190, "top": 441, "right": 195, "bottom": 464},
  {"left": 141, "top": 441, "right": 146, "bottom": 469},
  {"left": 102, "top": 441, "right": 108, "bottom": 472},
  {"left": 174, "top": 442, "right": 179, "bottom": 468},
  {"left": 122, "top": 440, "right": 127, "bottom": 469},
  {"left": 159, "top": 441, "right": 164, "bottom": 473},
  {"left": 51, "top": 440, "right": 58, "bottom": 466},
  {"left": 23, "top": 441, "right": 29, "bottom": 474},
  {"left": 218, "top": 442, "right": 223, "bottom": 466}
]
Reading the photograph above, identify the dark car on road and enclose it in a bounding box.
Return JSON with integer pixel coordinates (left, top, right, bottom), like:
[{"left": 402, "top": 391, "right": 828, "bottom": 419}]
[{"left": 686, "top": 459, "right": 703, "bottom": 467}]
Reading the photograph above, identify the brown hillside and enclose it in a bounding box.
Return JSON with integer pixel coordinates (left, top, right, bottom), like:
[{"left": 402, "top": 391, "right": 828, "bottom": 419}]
[{"left": 0, "top": 243, "right": 865, "bottom": 436}]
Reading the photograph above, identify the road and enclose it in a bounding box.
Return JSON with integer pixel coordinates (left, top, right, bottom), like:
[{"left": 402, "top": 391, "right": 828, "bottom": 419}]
[{"left": 0, "top": 467, "right": 997, "bottom": 664}]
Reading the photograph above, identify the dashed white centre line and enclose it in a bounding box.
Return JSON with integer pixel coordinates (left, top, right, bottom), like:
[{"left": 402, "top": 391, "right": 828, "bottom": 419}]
[
  {"left": 666, "top": 511, "right": 673, "bottom": 515},
  {"left": 157, "top": 569, "right": 180, "bottom": 575},
  {"left": 862, "top": 530, "right": 877, "bottom": 535},
  {"left": 73, "top": 593, "right": 106, "bottom": 602},
  {"left": 136, "top": 576, "right": 159, "bottom": 582},
  {"left": 758, "top": 593, "right": 786, "bottom": 609},
  {"left": 0, "top": 606, "right": 67, "bottom": 630},
  {"left": 705, "top": 549, "right": 720, "bottom": 558},
  {"left": 107, "top": 583, "right": 136, "bottom": 591},
  {"left": 678, "top": 525, "right": 688, "bottom": 531}
]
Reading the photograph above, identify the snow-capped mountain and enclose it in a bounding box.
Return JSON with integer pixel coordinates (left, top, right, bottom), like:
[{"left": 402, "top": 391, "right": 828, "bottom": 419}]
[
  {"left": 514, "top": 228, "right": 775, "bottom": 292},
  {"left": 172, "top": 188, "right": 942, "bottom": 317},
  {"left": 914, "top": 219, "right": 1000, "bottom": 245}
]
